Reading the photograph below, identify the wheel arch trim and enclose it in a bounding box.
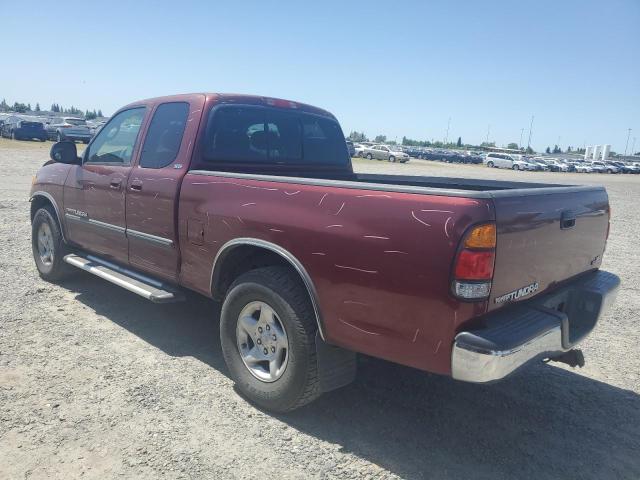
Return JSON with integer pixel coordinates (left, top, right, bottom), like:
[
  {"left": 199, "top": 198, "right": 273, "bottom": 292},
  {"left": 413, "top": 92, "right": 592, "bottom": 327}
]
[
  {"left": 30, "top": 191, "right": 67, "bottom": 242},
  {"left": 211, "top": 237, "right": 326, "bottom": 340}
]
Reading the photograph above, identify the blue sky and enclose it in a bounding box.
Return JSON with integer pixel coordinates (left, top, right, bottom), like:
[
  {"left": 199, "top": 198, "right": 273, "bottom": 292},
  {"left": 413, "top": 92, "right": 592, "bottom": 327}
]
[{"left": 2, "top": 0, "right": 639, "bottom": 153}]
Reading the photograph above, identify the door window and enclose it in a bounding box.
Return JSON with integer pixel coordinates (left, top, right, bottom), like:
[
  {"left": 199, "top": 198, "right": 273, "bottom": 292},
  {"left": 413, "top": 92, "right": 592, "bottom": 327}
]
[
  {"left": 139, "top": 102, "right": 189, "bottom": 169},
  {"left": 85, "top": 107, "right": 146, "bottom": 165}
]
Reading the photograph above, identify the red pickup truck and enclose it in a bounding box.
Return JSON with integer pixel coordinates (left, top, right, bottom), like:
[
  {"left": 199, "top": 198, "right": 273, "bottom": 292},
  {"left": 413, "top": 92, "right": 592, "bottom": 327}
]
[{"left": 30, "top": 93, "right": 620, "bottom": 412}]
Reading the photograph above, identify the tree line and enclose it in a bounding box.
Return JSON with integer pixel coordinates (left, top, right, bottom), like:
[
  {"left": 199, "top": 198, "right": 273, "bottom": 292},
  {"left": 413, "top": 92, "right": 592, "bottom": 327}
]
[
  {"left": 0, "top": 98, "right": 104, "bottom": 119},
  {"left": 349, "top": 131, "right": 536, "bottom": 153}
]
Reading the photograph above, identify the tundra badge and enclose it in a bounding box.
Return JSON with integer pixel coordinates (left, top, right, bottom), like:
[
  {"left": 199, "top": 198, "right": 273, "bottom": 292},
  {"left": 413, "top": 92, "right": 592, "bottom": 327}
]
[{"left": 495, "top": 282, "right": 539, "bottom": 304}]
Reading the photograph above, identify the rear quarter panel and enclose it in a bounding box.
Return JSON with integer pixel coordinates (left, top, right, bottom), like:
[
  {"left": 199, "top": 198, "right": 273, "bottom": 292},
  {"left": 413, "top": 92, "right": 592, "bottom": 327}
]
[{"left": 178, "top": 174, "right": 494, "bottom": 374}]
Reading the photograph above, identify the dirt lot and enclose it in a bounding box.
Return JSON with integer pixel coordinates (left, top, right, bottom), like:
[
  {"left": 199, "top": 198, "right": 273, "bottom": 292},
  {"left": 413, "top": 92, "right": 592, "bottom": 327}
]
[{"left": 1, "top": 138, "right": 639, "bottom": 479}]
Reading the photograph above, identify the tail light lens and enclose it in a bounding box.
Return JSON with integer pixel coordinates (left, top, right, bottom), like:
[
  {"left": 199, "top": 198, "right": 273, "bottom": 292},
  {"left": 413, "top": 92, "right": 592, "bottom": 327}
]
[{"left": 452, "top": 223, "right": 496, "bottom": 300}]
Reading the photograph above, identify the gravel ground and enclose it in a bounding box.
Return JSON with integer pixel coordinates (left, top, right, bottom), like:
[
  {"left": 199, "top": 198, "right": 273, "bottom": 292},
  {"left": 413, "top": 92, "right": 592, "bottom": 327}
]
[{"left": 1, "top": 138, "right": 638, "bottom": 479}]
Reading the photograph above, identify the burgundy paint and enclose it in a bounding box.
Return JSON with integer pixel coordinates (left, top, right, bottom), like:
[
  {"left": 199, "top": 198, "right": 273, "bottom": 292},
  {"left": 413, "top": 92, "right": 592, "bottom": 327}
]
[{"left": 30, "top": 93, "right": 609, "bottom": 377}]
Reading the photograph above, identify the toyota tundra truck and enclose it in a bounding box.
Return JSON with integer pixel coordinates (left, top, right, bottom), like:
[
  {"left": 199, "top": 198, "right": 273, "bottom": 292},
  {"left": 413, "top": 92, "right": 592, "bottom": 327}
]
[{"left": 30, "top": 93, "right": 620, "bottom": 412}]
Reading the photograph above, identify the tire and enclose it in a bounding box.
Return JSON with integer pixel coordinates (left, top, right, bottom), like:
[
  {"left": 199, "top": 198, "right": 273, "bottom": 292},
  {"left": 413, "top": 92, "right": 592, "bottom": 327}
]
[
  {"left": 57, "top": 132, "right": 63, "bottom": 142},
  {"left": 487, "top": 161, "right": 494, "bottom": 168},
  {"left": 220, "top": 266, "right": 321, "bottom": 412},
  {"left": 366, "top": 153, "right": 373, "bottom": 160},
  {"left": 389, "top": 155, "right": 396, "bottom": 163},
  {"left": 512, "top": 164, "right": 519, "bottom": 171},
  {"left": 11, "top": 131, "right": 16, "bottom": 140},
  {"left": 31, "top": 206, "right": 73, "bottom": 281}
]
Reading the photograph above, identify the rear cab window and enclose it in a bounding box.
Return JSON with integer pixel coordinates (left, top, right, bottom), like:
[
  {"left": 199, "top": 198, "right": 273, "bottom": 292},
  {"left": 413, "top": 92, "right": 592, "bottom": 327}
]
[
  {"left": 139, "top": 102, "right": 189, "bottom": 169},
  {"left": 197, "top": 105, "right": 350, "bottom": 170}
]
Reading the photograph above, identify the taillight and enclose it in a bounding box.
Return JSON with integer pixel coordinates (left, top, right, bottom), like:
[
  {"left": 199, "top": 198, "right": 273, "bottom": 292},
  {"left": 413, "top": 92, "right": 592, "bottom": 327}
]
[{"left": 452, "top": 223, "right": 496, "bottom": 300}]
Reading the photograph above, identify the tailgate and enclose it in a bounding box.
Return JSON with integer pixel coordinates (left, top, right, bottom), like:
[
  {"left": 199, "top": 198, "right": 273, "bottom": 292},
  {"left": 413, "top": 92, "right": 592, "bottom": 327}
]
[{"left": 488, "top": 187, "right": 609, "bottom": 310}]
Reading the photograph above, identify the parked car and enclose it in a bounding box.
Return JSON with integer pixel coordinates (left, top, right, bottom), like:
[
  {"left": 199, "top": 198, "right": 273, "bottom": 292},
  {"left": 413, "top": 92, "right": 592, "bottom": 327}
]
[
  {"left": 45, "top": 117, "right": 93, "bottom": 143},
  {"left": 0, "top": 116, "right": 47, "bottom": 141},
  {"left": 568, "top": 162, "right": 592, "bottom": 173},
  {"left": 538, "top": 158, "right": 569, "bottom": 172},
  {"left": 30, "top": 93, "right": 619, "bottom": 412},
  {"left": 362, "top": 144, "right": 410, "bottom": 162},
  {"left": 590, "top": 161, "right": 618, "bottom": 174},
  {"left": 353, "top": 143, "right": 366, "bottom": 157},
  {"left": 483, "top": 152, "right": 529, "bottom": 170},
  {"left": 521, "top": 157, "right": 547, "bottom": 171}
]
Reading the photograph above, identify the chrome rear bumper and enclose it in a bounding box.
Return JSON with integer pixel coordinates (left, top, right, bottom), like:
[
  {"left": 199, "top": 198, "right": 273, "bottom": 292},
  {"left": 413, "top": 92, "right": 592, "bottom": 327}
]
[{"left": 451, "top": 270, "right": 620, "bottom": 383}]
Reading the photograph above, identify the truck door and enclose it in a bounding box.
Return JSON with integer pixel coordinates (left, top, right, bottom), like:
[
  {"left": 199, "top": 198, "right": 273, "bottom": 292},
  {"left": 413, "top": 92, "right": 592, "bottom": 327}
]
[
  {"left": 63, "top": 107, "right": 147, "bottom": 264},
  {"left": 125, "top": 96, "right": 205, "bottom": 282}
]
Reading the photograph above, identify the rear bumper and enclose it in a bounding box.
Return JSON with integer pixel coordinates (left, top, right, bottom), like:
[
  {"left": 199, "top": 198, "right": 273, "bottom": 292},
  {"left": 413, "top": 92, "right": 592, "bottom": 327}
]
[{"left": 451, "top": 270, "right": 620, "bottom": 383}]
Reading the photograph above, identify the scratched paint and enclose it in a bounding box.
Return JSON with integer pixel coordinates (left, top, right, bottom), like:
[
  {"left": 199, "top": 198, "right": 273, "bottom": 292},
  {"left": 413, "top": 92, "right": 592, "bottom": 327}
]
[
  {"left": 334, "top": 264, "right": 378, "bottom": 274},
  {"left": 411, "top": 211, "right": 431, "bottom": 228}
]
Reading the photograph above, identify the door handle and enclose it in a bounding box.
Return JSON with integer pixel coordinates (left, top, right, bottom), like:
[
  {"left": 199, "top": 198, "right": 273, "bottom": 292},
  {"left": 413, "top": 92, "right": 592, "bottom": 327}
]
[
  {"left": 130, "top": 180, "right": 143, "bottom": 191},
  {"left": 110, "top": 179, "right": 122, "bottom": 190}
]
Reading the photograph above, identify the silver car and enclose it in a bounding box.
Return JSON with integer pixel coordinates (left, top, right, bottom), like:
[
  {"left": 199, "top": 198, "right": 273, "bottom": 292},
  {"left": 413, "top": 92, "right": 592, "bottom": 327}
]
[{"left": 362, "top": 144, "right": 410, "bottom": 163}]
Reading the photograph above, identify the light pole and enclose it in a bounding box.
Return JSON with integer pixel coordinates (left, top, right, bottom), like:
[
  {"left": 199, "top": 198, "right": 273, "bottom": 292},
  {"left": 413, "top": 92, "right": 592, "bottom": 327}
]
[
  {"left": 445, "top": 117, "right": 451, "bottom": 145},
  {"left": 526, "top": 115, "right": 534, "bottom": 152},
  {"left": 631, "top": 137, "right": 637, "bottom": 157},
  {"left": 486, "top": 124, "right": 490, "bottom": 145},
  {"left": 624, "top": 128, "right": 632, "bottom": 157},
  {"left": 519, "top": 128, "right": 524, "bottom": 149}
]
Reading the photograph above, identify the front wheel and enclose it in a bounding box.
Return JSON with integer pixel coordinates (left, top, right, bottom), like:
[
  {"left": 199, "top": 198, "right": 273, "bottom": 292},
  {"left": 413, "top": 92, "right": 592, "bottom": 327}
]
[
  {"left": 220, "top": 267, "right": 321, "bottom": 412},
  {"left": 512, "top": 164, "right": 519, "bottom": 171},
  {"left": 366, "top": 153, "right": 373, "bottom": 160},
  {"left": 32, "top": 206, "right": 73, "bottom": 281},
  {"left": 487, "top": 161, "right": 494, "bottom": 168},
  {"left": 388, "top": 155, "right": 396, "bottom": 163}
]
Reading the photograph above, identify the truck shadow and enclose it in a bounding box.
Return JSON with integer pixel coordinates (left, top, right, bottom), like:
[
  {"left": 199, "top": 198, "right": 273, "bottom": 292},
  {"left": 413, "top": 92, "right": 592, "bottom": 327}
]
[{"left": 64, "top": 275, "right": 640, "bottom": 480}]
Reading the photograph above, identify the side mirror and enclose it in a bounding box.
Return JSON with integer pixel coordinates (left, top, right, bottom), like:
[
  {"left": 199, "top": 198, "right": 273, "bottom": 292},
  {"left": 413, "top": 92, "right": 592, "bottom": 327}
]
[{"left": 50, "top": 141, "right": 80, "bottom": 165}]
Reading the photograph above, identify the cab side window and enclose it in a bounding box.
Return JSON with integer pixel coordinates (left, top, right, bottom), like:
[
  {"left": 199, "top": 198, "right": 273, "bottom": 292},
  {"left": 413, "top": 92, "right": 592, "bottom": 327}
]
[
  {"left": 85, "top": 108, "right": 146, "bottom": 165},
  {"left": 139, "top": 102, "right": 189, "bottom": 169}
]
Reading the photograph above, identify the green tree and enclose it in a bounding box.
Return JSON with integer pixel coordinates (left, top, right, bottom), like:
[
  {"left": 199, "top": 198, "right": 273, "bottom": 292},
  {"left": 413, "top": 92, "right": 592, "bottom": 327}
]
[
  {"left": 456, "top": 136, "right": 462, "bottom": 147},
  {"left": 348, "top": 131, "right": 367, "bottom": 142},
  {"left": 552, "top": 145, "right": 561, "bottom": 154},
  {"left": 374, "top": 134, "right": 387, "bottom": 143},
  {"left": 507, "top": 142, "right": 519, "bottom": 149},
  {"left": 12, "top": 102, "right": 28, "bottom": 113},
  {"left": 97, "top": 109, "right": 103, "bottom": 117},
  {"left": 526, "top": 146, "right": 535, "bottom": 154},
  {"left": 545, "top": 146, "right": 551, "bottom": 154},
  {"left": 0, "top": 98, "right": 8, "bottom": 111},
  {"left": 35, "top": 103, "right": 41, "bottom": 112}
]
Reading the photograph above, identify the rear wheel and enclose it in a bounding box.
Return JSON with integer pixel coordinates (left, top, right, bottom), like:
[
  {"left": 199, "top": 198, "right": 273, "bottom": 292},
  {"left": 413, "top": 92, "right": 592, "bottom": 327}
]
[
  {"left": 487, "top": 161, "right": 494, "bottom": 168},
  {"left": 512, "top": 164, "right": 519, "bottom": 171},
  {"left": 220, "top": 267, "right": 321, "bottom": 412},
  {"left": 389, "top": 155, "right": 396, "bottom": 163},
  {"left": 31, "top": 206, "right": 73, "bottom": 281}
]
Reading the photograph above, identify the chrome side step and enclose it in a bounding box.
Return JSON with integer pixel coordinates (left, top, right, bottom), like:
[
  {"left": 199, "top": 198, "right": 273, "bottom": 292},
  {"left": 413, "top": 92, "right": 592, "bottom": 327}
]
[{"left": 63, "top": 253, "right": 184, "bottom": 303}]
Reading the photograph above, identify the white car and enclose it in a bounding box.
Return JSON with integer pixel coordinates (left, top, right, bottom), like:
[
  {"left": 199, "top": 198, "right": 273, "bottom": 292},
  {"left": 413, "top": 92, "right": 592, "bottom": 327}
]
[
  {"left": 353, "top": 143, "right": 367, "bottom": 157},
  {"left": 569, "top": 162, "right": 592, "bottom": 173},
  {"left": 483, "top": 152, "right": 528, "bottom": 170}
]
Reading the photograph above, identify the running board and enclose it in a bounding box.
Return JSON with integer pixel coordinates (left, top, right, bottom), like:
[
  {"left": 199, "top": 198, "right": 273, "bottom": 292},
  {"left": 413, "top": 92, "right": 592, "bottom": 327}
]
[{"left": 63, "top": 253, "right": 184, "bottom": 303}]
